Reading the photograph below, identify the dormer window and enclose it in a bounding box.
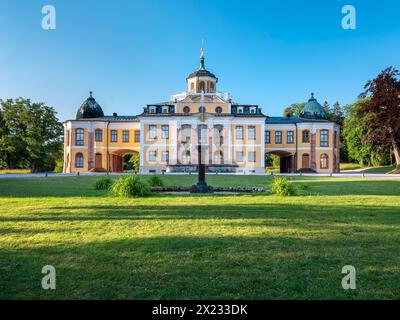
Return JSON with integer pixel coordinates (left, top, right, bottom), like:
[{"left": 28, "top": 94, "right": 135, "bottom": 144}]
[
  {"left": 149, "top": 106, "right": 156, "bottom": 114},
  {"left": 237, "top": 107, "right": 244, "bottom": 114},
  {"left": 162, "top": 106, "right": 169, "bottom": 114},
  {"left": 250, "top": 107, "right": 256, "bottom": 114}
]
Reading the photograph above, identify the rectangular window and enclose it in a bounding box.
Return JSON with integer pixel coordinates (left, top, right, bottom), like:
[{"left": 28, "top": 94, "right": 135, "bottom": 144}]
[
  {"left": 95, "top": 129, "right": 102, "bottom": 142},
  {"left": 302, "top": 130, "right": 310, "bottom": 143},
  {"left": 149, "top": 125, "right": 157, "bottom": 139},
  {"left": 320, "top": 129, "right": 329, "bottom": 147},
  {"left": 123, "top": 130, "right": 129, "bottom": 142},
  {"left": 265, "top": 130, "right": 271, "bottom": 144},
  {"left": 236, "top": 126, "right": 243, "bottom": 140},
  {"left": 248, "top": 126, "right": 256, "bottom": 140},
  {"left": 149, "top": 151, "right": 157, "bottom": 162},
  {"left": 275, "top": 131, "right": 282, "bottom": 144},
  {"left": 248, "top": 151, "right": 256, "bottom": 162},
  {"left": 135, "top": 130, "right": 140, "bottom": 142},
  {"left": 287, "top": 131, "right": 294, "bottom": 144},
  {"left": 110, "top": 130, "right": 118, "bottom": 142},
  {"left": 75, "top": 128, "right": 84, "bottom": 146},
  {"left": 161, "top": 125, "right": 169, "bottom": 139},
  {"left": 162, "top": 151, "right": 169, "bottom": 162},
  {"left": 236, "top": 151, "right": 244, "bottom": 162},
  {"left": 66, "top": 130, "right": 70, "bottom": 146}
]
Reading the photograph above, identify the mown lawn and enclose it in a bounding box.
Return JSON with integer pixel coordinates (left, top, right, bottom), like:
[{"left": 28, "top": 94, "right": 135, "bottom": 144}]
[{"left": 0, "top": 175, "right": 400, "bottom": 299}]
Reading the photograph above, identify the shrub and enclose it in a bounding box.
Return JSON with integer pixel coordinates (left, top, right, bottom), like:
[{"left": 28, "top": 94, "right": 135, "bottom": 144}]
[
  {"left": 148, "top": 175, "right": 164, "bottom": 187},
  {"left": 53, "top": 158, "right": 64, "bottom": 173},
  {"left": 298, "top": 183, "right": 310, "bottom": 191},
  {"left": 110, "top": 175, "right": 150, "bottom": 197},
  {"left": 95, "top": 176, "right": 113, "bottom": 190},
  {"left": 270, "top": 176, "right": 296, "bottom": 196}
]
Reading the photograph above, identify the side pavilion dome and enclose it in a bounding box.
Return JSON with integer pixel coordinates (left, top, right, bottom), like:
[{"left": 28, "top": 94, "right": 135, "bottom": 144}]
[
  {"left": 76, "top": 92, "right": 104, "bottom": 120},
  {"left": 300, "top": 93, "right": 327, "bottom": 120}
]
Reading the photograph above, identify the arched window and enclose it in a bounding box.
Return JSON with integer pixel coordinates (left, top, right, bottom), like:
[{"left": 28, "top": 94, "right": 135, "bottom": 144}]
[
  {"left": 75, "top": 153, "right": 84, "bottom": 168},
  {"left": 210, "top": 82, "right": 215, "bottom": 92},
  {"left": 214, "top": 125, "right": 223, "bottom": 145},
  {"left": 198, "top": 124, "right": 207, "bottom": 144},
  {"left": 302, "top": 154, "right": 310, "bottom": 169},
  {"left": 183, "top": 106, "right": 190, "bottom": 114},
  {"left": 302, "top": 130, "right": 310, "bottom": 143},
  {"left": 183, "top": 150, "right": 191, "bottom": 164},
  {"left": 181, "top": 124, "right": 191, "bottom": 142},
  {"left": 199, "top": 106, "right": 205, "bottom": 113},
  {"left": 214, "top": 151, "right": 223, "bottom": 164},
  {"left": 320, "top": 154, "right": 329, "bottom": 169},
  {"left": 215, "top": 106, "right": 222, "bottom": 114},
  {"left": 199, "top": 81, "right": 205, "bottom": 92}
]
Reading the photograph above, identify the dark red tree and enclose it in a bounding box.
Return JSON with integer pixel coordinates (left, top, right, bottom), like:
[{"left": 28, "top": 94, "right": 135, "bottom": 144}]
[{"left": 359, "top": 67, "right": 400, "bottom": 168}]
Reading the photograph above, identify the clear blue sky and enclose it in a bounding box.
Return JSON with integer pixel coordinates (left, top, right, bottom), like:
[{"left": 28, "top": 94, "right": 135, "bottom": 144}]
[{"left": 1, "top": 0, "right": 399, "bottom": 121}]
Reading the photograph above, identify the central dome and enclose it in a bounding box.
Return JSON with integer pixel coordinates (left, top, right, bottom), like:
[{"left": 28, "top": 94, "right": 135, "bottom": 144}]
[
  {"left": 187, "top": 47, "right": 218, "bottom": 81},
  {"left": 76, "top": 92, "right": 104, "bottom": 120},
  {"left": 300, "top": 93, "right": 327, "bottom": 120},
  {"left": 186, "top": 47, "right": 218, "bottom": 93}
]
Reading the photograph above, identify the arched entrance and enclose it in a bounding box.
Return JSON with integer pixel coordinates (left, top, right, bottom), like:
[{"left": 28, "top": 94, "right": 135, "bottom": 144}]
[
  {"left": 266, "top": 150, "right": 295, "bottom": 173},
  {"left": 108, "top": 149, "right": 139, "bottom": 173}
]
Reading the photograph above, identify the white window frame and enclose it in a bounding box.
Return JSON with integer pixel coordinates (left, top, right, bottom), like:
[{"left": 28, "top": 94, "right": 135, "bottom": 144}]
[
  {"left": 162, "top": 106, "right": 169, "bottom": 114},
  {"left": 236, "top": 126, "right": 243, "bottom": 140},
  {"left": 162, "top": 151, "right": 169, "bottom": 163},
  {"left": 149, "top": 125, "right": 157, "bottom": 139},
  {"left": 236, "top": 151, "right": 244, "bottom": 162},
  {"left": 248, "top": 151, "right": 256, "bottom": 163},
  {"left": 161, "top": 125, "right": 169, "bottom": 139},
  {"left": 248, "top": 126, "right": 256, "bottom": 140},
  {"left": 149, "top": 150, "right": 157, "bottom": 162}
]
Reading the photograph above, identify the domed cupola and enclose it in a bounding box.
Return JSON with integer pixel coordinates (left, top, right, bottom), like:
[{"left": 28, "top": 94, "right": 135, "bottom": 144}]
[
  {"left": 300, "top": 93, "right": 327, "bottom": 120},
  {"left": 76, "top": 91, "right": 104, "bottom": 120},
  {"left": 186, "top": 46, "right": 218, "bottom": 93}
]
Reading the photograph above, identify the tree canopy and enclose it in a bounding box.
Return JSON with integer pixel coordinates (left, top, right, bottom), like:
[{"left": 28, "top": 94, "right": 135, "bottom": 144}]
[
  {"left": 358, "top": 66, "right": 400, "bottom": 168},
  {"left": 0, "top": 98, "right": 63, "bottom": 172}
]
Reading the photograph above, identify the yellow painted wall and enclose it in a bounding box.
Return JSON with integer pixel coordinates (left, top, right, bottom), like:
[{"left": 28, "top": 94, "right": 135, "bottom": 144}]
[{"left": 176, "top": 102, "right": 229, "bottom": 114}]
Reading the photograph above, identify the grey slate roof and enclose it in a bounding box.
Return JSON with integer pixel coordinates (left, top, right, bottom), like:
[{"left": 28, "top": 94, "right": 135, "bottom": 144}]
[{"left": 266, "top": 116, "right": 329, "bottom": 124}]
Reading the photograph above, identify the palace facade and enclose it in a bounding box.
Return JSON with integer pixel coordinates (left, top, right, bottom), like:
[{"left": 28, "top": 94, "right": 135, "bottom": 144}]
[{"left": 63, "top": 49, "right": 340, "bottom": 174}]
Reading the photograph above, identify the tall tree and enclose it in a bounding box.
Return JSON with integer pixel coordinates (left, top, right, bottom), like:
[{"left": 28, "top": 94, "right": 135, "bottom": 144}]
[
  {"left": 343, "top": 98, "right": 375, "bottom": 166},
  {"left": 322, "top": 101, "right": 331, "bottom": 119},
  {"left": 0, "top": 98, "right": 63, "bottom": 172},
  {"left": 331, "top": 101, "right": 344, "bottom": 126},
  {"left": 358, "top": 67, "right": 400, "bottom": 168}
]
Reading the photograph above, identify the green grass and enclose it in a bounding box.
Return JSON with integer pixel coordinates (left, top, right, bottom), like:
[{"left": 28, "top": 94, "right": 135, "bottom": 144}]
[
  {"left": 1, "top": 175, "right": 400, "bottom": 299},
  {"left": 360, "top": 165, "right": 396, "bottom": 174}
]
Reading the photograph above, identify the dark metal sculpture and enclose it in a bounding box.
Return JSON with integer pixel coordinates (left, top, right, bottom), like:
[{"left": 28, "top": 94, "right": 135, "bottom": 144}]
[
  {"left": 190, "top": 91, "right": 211, "bottom": 193},
  {"left": 190, "top": 144, "right": 210, "bottom": 193}
]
